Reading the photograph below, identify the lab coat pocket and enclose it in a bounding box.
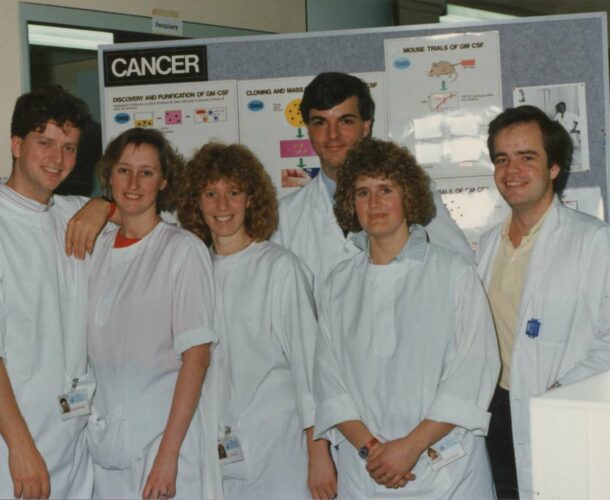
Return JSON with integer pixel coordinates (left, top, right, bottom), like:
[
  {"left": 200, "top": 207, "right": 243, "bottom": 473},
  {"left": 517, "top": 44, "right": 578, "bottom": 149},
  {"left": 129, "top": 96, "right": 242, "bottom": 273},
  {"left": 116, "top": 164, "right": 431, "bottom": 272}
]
[
  {"left": 87, "top": 405, "right": 132, "bottom": 470},
  {"left": 536, "top": 291, "right": 577, "bottom": 345},
  {"left": 532, "top": 291, "right": 577, "bottom": 388}
]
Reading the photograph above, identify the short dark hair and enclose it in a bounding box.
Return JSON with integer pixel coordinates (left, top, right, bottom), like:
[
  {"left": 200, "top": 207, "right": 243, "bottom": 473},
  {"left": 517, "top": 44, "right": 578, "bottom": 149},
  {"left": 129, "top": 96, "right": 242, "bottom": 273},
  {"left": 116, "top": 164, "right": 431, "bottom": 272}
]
[
  {"left": 300, "top": 72, "right": 375, "bottom": 125},
  {"left": 11, "top": 85, "right": 91, "bottom": 138},
  {"left": 97, "top": 128, "right": 182, "bottom": 212},
  {"left": 487, "top": 105, "right": 573, "bottom": 192},
  {"left": 177, "top": 142, "right": 278, "bottom": 246},
  {"left": 334, "top": 138, "right": 435, "bottom": 233}
]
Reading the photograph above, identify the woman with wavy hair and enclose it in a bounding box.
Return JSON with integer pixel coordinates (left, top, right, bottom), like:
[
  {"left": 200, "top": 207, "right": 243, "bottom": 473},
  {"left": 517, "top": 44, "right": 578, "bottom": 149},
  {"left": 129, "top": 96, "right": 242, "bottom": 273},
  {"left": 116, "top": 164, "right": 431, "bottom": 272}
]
[
  {"left": 313, "top": 138, "right": 499, "bottom": 499},
  {"left": 177, "top": 143, "right": 328, "bottom": 499},
  {"left": 87, "top": 127, "right": 221, "bottom": 499}
]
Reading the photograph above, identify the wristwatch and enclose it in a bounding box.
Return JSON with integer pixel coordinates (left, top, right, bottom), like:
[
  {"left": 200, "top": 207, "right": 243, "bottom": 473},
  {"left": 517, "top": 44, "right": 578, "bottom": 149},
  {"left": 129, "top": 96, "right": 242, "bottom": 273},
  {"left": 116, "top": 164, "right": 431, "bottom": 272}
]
[{"left": 358, "top": 436, "right": 380, "bottom": 459}]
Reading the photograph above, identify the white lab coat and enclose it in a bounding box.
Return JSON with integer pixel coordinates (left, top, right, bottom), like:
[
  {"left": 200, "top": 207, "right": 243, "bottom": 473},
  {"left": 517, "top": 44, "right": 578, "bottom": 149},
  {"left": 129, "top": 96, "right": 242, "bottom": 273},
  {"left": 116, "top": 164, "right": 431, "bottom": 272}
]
[
  {"left": 314, "top": 225, "right": 499, "bottom": 499},
  {"left": 477, "top": 196, "right": 610, "bottom": 499},
  {"left": 272, "top": 174, "right": 474, "bottom": 298},
  {"left": 212, "top": 240, "right": 316, "bottom": 499},
  {"left": 0, "top": 194, "right": 93, "bottom": 499},
  {"left": 87, "top": 222, "right": 222, "bottom": 499}
]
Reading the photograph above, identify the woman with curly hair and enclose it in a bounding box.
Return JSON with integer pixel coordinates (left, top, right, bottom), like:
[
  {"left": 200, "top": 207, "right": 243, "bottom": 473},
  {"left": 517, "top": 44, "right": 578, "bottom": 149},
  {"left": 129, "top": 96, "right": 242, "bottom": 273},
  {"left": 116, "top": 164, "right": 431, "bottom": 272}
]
[
  {"left": 313, "top": 138, "right": 499, "bottom": 499},
  {"left": 87, "top": 128, "right": 222, "bottom": 499},
  {"left": 177, "top": 143, "right": 328, "bottom": 499}
]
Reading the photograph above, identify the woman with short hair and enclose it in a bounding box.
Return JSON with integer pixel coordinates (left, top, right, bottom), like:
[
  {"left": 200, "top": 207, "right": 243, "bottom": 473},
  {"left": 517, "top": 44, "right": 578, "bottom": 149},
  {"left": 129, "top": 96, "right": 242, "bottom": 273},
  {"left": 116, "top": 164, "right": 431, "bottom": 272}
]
[{"left": 314, "top": 138, "right": 499, "bottom": 499}]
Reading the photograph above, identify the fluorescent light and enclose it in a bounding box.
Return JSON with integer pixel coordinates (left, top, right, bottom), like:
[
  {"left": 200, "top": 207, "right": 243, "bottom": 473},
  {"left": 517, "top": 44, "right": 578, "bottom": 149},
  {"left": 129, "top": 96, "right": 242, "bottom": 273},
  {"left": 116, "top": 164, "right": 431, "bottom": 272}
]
[
  {"left": 440, "top": 4, "right": 517, "bottom": 23},
  {"left": 28, "top": 24, "right": 113, "bottom": 50}
]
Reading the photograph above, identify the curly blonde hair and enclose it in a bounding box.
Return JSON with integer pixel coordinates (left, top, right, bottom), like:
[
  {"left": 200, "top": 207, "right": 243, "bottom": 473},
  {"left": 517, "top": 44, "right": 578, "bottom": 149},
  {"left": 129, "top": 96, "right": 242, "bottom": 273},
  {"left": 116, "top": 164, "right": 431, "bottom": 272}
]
[
  {"left": 334, "top": 138, "right": 435, "bottom": 233},
  {"left": 177, "top": 143, "right": 278, "bottom": 245},
  {"left": 97, "top": 127, "right": 183, "bottom": 212}
]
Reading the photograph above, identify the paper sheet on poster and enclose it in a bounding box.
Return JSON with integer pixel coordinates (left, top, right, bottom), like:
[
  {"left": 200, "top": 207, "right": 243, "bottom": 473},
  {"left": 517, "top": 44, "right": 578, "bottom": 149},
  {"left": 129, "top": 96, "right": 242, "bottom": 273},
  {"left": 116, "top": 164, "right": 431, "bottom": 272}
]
[
  {"left": 560, "top": 186, "right": 604, "bottom": 220},
  {"left": 104, "top": 80, "right": 239, "bottom": 158},
  {"left": 385, "top": 31, "right": 502, "bottom": 180},
  {"left": 434, "top": 176, "right": 509, "bottom": 252},
  {"left": 512, "top": 83, "right": 590, "bottom": 172}
]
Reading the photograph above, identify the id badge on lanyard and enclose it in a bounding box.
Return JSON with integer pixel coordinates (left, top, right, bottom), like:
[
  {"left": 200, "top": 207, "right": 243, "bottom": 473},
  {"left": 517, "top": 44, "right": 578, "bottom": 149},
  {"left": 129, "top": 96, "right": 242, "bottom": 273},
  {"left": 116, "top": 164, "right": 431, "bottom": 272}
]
[
  {"left": 218, "top": 426, "right": 244, "bottom": 465},
  {"left": 57, "top": 378, "right": 91, "bottom": 420},
  {"left": 425, "top": 430, "right": 466, "bottom": 471}
]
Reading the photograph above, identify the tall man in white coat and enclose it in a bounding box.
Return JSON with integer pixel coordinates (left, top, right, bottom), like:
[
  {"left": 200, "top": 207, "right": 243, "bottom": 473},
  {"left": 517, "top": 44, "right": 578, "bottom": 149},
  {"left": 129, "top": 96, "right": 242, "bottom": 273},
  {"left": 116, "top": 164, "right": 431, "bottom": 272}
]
[
  {"left": 272, "top": 71, "right": 474, "bottom": 498},
  {"left": 478, "top": 105, "right": 610, "bottom": 499},
  {"left": 0, "top": 86, "right": 94, "bottom": 498},
  {"left": 272, "top": 72, "right": 473, "bottom": 299}
]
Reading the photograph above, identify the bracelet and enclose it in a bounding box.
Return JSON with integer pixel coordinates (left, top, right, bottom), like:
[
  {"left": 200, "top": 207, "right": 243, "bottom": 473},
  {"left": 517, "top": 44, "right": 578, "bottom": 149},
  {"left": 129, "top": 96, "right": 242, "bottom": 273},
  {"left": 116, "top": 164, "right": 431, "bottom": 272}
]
[{"left": 106, "top": 201, "right": 117, "bottom": 220}]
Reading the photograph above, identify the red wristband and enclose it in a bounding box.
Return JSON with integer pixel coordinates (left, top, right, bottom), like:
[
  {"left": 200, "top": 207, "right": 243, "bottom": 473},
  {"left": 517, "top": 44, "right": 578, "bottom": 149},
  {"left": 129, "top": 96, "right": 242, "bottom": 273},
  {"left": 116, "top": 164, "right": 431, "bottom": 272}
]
[
  {"left": 364, "top": 436, "right": 379, "bottom": 451},
  {"left": 107, "top": 201, "right": 117, "bottom": 220}
]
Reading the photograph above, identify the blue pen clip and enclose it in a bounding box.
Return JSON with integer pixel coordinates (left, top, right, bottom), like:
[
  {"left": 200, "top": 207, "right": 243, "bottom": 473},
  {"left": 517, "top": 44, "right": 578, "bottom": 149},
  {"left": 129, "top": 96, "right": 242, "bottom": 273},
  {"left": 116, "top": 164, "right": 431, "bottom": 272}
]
[{"left": 525, "top": 319, "right": 541, "bottom": 338}]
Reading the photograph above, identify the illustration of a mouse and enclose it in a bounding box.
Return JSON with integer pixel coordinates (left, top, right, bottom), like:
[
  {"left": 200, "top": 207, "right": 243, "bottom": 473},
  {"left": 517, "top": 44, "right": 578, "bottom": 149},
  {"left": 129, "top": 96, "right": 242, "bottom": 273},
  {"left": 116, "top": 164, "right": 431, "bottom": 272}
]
[{"left": 428, "top": 61, "right": 458, "bottom": 82}]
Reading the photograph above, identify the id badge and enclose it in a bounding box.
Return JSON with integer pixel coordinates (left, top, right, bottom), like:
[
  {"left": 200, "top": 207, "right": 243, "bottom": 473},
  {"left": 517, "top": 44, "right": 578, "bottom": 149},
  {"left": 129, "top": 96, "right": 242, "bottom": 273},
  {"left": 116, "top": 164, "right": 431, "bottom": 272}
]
[
  {"left": 57, "top": 378, "right": 91, "bottom": 420},
  {"left": 57, "top": 390, "right": 91, "bottom": 420},
  {"left": 425, "top": 431, "right": 466, "bottom": 471},
  {"left": 218, "top": 426, "right": 244, "bottom": 465}
]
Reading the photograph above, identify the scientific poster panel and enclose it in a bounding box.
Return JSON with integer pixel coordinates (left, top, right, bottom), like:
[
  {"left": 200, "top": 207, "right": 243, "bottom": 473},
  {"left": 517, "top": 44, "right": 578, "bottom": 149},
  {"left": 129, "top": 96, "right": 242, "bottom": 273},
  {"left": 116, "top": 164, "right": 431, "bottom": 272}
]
[
  {"left": 238, "top": 73, "right": 387, "bottom": 198},
  {"left": 104, "top": 80, "right": 239, "bottom": 158},
  {"left": 385, "top": 31, "right": 502, "bottom": 179}
]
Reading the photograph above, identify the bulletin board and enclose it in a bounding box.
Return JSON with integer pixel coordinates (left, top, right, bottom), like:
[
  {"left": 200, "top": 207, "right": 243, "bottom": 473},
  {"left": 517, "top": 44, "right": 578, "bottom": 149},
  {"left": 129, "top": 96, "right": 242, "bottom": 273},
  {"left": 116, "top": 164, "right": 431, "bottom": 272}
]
[{"left": 98, "top": 12, "right": 609, "bottom": 224}]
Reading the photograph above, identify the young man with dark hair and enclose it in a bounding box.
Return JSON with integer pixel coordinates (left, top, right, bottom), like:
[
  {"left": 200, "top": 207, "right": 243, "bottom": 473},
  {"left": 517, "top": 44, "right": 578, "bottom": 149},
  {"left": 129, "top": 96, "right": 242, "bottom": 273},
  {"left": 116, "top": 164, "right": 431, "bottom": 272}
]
[
  {"left": 274, "top": 72, "right": 473, "bottom": 299},
  {"left": 0, "top": 86, "right": 94, "bottom": 498},
  {"left": 479, "top": 105, "right": 610, "bottom": 499}
]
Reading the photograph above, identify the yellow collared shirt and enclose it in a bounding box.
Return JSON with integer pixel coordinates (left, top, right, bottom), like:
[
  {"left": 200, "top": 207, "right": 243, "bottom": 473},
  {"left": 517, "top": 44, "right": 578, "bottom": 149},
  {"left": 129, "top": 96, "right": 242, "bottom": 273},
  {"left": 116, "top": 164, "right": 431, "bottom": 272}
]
[{"left": 487, "top": 209, "right": 550, "bottom": 389}]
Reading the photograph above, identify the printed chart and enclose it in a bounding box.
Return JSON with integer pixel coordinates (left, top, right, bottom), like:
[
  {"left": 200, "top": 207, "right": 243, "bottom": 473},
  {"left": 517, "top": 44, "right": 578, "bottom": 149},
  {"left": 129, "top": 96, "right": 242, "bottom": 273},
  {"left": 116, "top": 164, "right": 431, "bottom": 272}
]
[
  {"left": 104, "top": 80, "right": 239, "bottom": 158},
  {"left": 385, "top": 31, "right": 502, "bottom": 180}
]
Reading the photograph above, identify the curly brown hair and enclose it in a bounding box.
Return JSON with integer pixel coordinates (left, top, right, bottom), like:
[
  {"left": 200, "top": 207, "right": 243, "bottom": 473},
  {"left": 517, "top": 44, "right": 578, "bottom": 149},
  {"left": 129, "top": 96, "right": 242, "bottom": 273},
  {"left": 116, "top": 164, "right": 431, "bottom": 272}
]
[
  {"left": 177, "top": 142, "right": 278, "bottom": 245},
  {"left": 97, "top": 127, "right": 183, "bottom": 212},
  {"left": 334, "top": 138, "right": 435, "bottom": 233}
]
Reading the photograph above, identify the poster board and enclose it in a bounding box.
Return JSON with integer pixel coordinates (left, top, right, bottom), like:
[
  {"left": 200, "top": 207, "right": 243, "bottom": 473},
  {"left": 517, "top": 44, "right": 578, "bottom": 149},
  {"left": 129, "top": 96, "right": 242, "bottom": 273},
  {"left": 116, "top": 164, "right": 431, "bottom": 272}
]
[{"left": 98, "top": 13, "right": 609, "bottom": 235}]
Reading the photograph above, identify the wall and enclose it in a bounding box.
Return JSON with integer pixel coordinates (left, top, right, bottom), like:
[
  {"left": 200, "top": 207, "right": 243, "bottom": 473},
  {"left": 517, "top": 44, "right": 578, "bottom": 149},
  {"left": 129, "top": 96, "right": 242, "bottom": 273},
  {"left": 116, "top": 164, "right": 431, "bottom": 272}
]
[
  {"left": 306, "top": 0, "right": 394, "bottom": 31},
  {"left": 0, "top": 0, "right": 307, "bottom": 177}
]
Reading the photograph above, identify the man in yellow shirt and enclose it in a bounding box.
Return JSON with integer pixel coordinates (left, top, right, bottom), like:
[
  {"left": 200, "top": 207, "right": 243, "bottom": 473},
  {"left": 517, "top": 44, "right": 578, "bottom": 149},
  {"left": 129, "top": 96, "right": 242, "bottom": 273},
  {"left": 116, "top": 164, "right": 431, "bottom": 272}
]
[{"left": 478, "top": 105, "right": 610, "bottom": 499}]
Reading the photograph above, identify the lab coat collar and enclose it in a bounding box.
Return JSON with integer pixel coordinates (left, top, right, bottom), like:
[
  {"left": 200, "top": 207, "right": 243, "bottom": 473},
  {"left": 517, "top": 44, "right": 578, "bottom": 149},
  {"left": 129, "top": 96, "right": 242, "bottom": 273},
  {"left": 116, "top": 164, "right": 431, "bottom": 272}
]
[
  {"left": 502, "top": 199, "right": 553, "bottom": 242},
  {"left": 513, "top": 195, "right": 562, "bottom": 321},
  {"left": 319, "top": 170, "right": 337, "bottom": 201},
  {"left": 351, "top": 224, "right": 427, "bottom": 263},
  {"left": 309, "top": 174, "right": 350, "bottom": 244},
  {"left": 0, "top": 182, "right": 54, "bottom": 212},
  {"left": 312, "top": 174, "right": 334, "bottom": 216},
  {"left": 544, "top": 195, "right": 562, "bottom": 234}
]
